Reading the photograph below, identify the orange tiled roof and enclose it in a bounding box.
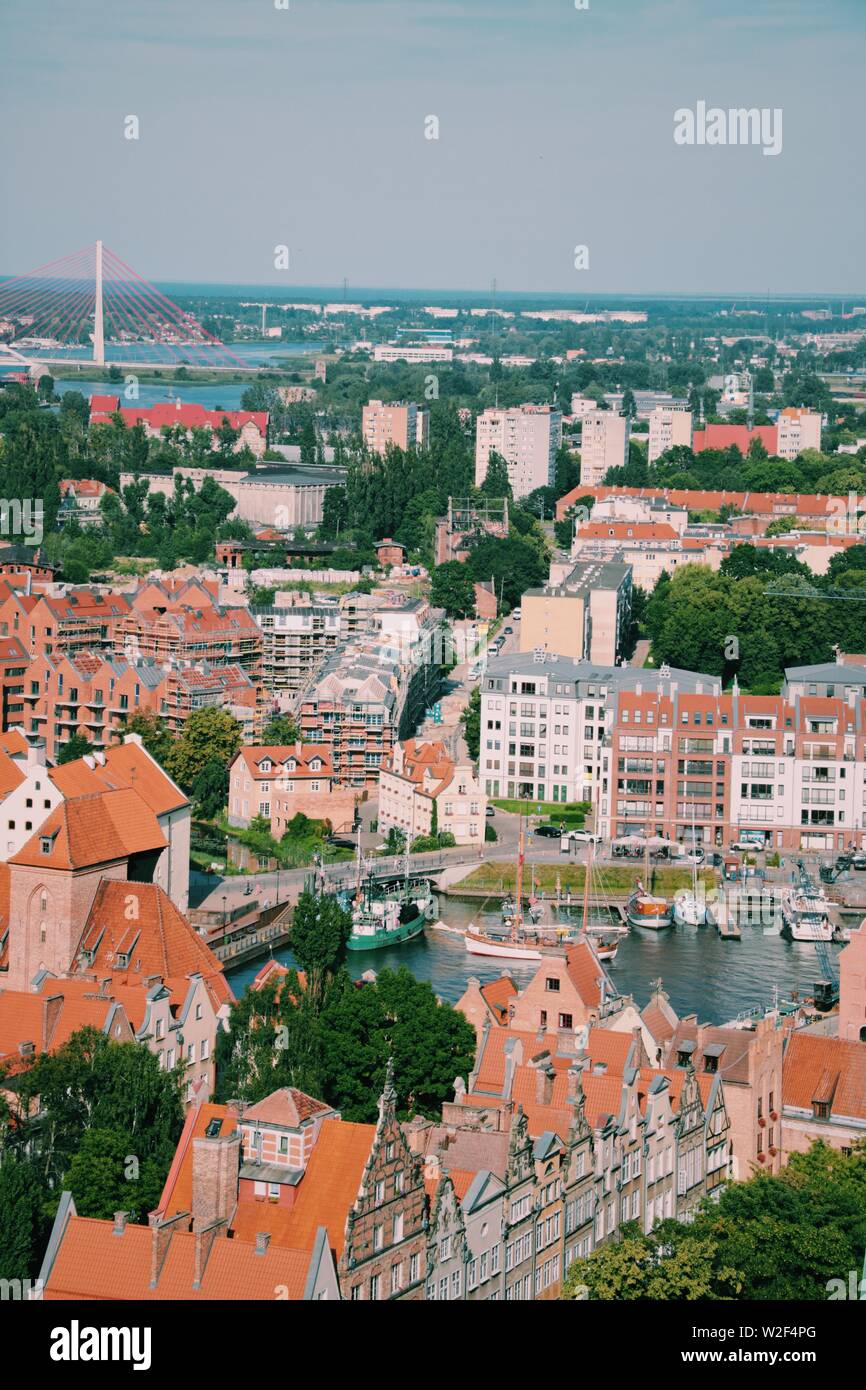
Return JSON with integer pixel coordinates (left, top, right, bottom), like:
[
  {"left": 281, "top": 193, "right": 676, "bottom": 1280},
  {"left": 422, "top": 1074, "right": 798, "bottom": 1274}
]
[
  {"left": 49, "top": 741, "right": 188, "bottom": 816},
  {"left": 157, "top": 1102, "right": 238, "bottom": 1219},
  {"left": 279, "top": 1119, "right": 375, "bottom": 1256},
  {"left": 76, "top": 881, "right": 228, "bottom": 987},
  {"left": 42, "top": 1215, "right": 312, "bottom": 1300},
  {"left": 479, "top": 974, "right": 519, "bottom": 1022},
  {"left": 783, "top": 1033, "right": 866, "bottom": 1121},
  {"left": 9, "top": 789, "right": 166, "bottom": 870},
  {"left": 243, "top": 1088, "right": 334, "bottom": 1128}
]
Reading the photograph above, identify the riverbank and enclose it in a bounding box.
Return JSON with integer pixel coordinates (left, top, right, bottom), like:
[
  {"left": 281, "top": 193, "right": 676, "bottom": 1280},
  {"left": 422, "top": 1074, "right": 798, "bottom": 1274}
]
[{"left": 454, "top": 862, "right": 716, "bottom": 896}]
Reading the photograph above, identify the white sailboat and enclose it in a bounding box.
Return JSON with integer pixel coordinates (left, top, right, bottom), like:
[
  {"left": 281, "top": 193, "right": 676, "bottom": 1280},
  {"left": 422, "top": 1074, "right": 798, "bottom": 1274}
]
[{"left": 673, "top": 806, "right": 713, "bottom": 926}]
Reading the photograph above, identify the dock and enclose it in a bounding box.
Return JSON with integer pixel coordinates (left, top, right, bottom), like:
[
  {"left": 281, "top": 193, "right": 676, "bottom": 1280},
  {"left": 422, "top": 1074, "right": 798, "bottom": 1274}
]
[{"left": 714, "top": 903, "right": 742, "bottom": 940}]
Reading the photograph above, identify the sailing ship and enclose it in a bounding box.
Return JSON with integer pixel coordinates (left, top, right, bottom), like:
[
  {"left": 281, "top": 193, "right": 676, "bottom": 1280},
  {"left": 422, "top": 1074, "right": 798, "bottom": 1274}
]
[
  {"left": 465, "top": 816, "right": 619, "bottom": 961},
  {"left": 465, "top": 810, "right": 551, "bottom": 959},
  {"left": 627, "top": 879, "right": 674, "bottom": 930}
]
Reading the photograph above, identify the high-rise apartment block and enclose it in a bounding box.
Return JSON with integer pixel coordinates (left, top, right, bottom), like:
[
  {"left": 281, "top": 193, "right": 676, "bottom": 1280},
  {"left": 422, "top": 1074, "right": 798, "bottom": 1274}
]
[
  {"left": 362, "top": 399, "right": 429, "bottom": 455},
  {"left": 647, "top": 406, "right": 693, "bottom": 463},
  {"left": 474, "top": 404, "right": 562, "bottom": 498},
  {"left": 776, "top": 407, "right": 822, "bottom": 460},
  {"left": 579, "top": 410, "right": 629, "bottom": 486}
]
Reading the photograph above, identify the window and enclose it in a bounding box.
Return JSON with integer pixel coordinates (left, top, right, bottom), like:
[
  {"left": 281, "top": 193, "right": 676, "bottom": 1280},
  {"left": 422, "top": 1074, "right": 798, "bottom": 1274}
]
[
  {"left": 545, "top": 977, "right": 560, "bottom": 992},
  {"left": 373, "top": 1225, "right": 384, "bottom": 1251},
  {"left": 390, "top": 1263, "right": 401, "bottom": 1294},
  {"left": 392, "top": 1212, "right": 404, "bottom": 1242},
  {"left": 374, "top": 1180, "right": 384, "bottom": 1203},
  {"left": 558, "top": 1013, "right": 573, "bottom": 1030},
  {"left": 369, "top": 1274, "right": 380, "bottom": 1300},
  {"left": 409, "top": 1253, "right": 420, "bottom": 1283}
]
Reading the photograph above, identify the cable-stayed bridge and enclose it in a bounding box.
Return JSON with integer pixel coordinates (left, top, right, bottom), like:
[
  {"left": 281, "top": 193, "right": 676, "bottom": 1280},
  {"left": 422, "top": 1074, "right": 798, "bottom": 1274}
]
[{"left": 0, "top": 241, "right": 247, "bottom": 373}]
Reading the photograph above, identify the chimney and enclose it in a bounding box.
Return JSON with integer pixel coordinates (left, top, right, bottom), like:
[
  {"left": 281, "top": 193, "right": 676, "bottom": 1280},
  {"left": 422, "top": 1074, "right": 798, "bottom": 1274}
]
[
  {"left": 113, "top": 1211, "right": 129, "bottom": 1236},
  {"left": 41, "top": 993, "right": 65, "bottom": 1048},
  {"left": 255, "top": 1232, "right": 271, "bottom": 1256},
  {"left": 191, "top": 1133, "right": 241, "bottom": 1231},
  {"left": 533, "top": 1053, "right": 555, "bottom": 1105},
  {"left": 566, "top": 1062, "right": 584, "bottom": 1105},
  {"left": 25, "top": 734, "right": 46, "bottom": 770}
]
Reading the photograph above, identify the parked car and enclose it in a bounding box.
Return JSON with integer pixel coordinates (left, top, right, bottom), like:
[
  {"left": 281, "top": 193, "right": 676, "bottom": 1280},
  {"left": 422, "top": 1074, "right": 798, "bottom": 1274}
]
[
  {"left": 533, "top": 824, "right": 561, "bottom": 838},
  {"left": 730, "top": 839, "right": 764, "bottom": 853},
  {"left": 569, "top": 829, "right": 602, "bottom": 844},
  {"left": 485, "top": 806, "right": 496, "bottom": 817},
  {"left": 504, "top": 626, "right": 513, "bottom": 634},
  {"left": 852, "top": 853, "right": 866, "bottom": 871},
  {"left": 682, "top": 849, "right": 705, "bottom": 865},
  {"left": 512, "top": 609, "right": 521, "bottom": 620},
  {"left": 469, "top": 663, "right": 483, "bottom": 678}
]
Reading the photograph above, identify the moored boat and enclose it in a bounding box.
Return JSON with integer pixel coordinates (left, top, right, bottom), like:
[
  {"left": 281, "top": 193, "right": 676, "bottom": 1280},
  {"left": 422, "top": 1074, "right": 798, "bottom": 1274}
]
[{"left": 627, "top": 880, "right": 673, "bottom": 930}]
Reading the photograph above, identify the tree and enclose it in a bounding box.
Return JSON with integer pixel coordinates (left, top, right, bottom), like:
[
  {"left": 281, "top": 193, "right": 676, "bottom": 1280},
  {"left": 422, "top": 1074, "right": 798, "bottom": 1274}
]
[
  {"left": 165, "top": 708, "right": 242, "bottom": 792},
  {"left": 119, "top": 709, "right": 173, "bottom": 766},
  {"left": 384, "top": 826, "right": 407, "bottom": 856},
  {"left": 0, "top": 1155, "right": 50, "bottom": 1282},
  {"left": 63, "top": 1128, "right": 167, "bottom": 1223},
  {"left": 466, "top": 532, "right": 547, "bottom": 611},
  {"left": 191, "top": 756, "right": 229, "bottom": 819},
  {"left": 15, "top": 1028, "right": 184, "bottom": 1192},
  {"left": 319, "top": 966, "right": 476, "bottom": 1121},
  {"left": 57, "top": 734, "right": 91, "bottom": 765},
  {"left": 289, "top": 889, "right": 352, "bottom": 1010},
  {"left": 429, "top": 561, "right": 476, "bottom": 618},
  {"left": 621, "top": 387, "right": 637, "bottom": 420},
  {"left": 261, "top": 712, "right": 300, "bottom": 744},
  {"left": 460, "top": 686, "right": 481, "bottom": 760},
  {"left": 562, "top": 1223, "right": 742, "bottom": 1301},
  {"left": 480, "top": 450, "right": 512, "bottom": 500}
]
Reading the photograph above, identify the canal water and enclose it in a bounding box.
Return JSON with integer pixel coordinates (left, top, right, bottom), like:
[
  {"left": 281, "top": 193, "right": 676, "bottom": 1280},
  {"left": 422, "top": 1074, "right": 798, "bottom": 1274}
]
[{"left": 225, "top": 894, "right": 846, "bottom": 1025}]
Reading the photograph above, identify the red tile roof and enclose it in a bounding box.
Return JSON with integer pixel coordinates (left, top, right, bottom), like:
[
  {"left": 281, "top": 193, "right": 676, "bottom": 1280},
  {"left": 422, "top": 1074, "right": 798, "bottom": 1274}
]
[
  {"left": 42, "top": 1215, "right": 313, "bottom": 1300},
  {"left": 9, "top": 789, "right": 166, "bottom": 870},
  {"left": 278, "top": 1119, "right": 375, "bottom": 1256},
  {"left": 76, "top": 881, "right": 228, "bottom": 987},
  {"left": 783, "top": 1033, "right": 866, "bottom": 1121},
  {"left": 49, "top": 741, "right": 188, "bottom": 816}
]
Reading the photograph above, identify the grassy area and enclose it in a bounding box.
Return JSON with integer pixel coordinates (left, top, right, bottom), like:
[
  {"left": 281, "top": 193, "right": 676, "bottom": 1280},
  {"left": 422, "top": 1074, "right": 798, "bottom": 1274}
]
[
  {"left": 492, "top": 799, "right": 590, "bottom": 820},
  {"left": 456, "top": 862, "right": 717, "bottom": 895}
]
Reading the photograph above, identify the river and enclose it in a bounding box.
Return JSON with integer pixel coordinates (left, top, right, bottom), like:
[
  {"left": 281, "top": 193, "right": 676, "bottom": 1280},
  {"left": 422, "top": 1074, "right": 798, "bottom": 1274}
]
[{"left": 225, "top": 894, "right": 845, "bottom": 1025}]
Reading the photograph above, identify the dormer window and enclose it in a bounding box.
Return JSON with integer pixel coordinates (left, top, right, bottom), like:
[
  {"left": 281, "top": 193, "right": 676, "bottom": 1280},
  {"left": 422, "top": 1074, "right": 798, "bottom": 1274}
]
[
  {"left": 40, "top": 836, "right": 52, "bottom": 855},
  {"left": 260, "top": 760, "right": 272, "bottom": 773},
  {"left": 310, "top": 759, "right": 321, "bottom": 771}
]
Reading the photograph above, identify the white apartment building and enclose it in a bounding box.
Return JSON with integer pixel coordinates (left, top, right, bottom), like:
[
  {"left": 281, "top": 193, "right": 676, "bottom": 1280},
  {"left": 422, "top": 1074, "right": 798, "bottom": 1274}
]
[
  {"left": 647, "top": 406, "right": 693, "bottom": 464},
  {"left": 362, "top": 399, "right": 429, "bottom": 455},
  {"left": 776, "top": 407, "right": 822, "bottom": 460},
  {"left": 474, "top": 404, "right": 562, "bottom": 498},
  {"left": 579, "top": 411, "right": 629, "bottom": 487},
  {"left": 478, "top": 653, "right": 715, "bottom": 806}
]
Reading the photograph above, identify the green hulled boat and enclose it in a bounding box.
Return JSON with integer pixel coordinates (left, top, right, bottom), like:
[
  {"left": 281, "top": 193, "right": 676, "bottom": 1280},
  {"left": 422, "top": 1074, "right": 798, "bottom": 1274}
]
[{"left": 342, "top": 876, "right": 435, "bottom": 951}]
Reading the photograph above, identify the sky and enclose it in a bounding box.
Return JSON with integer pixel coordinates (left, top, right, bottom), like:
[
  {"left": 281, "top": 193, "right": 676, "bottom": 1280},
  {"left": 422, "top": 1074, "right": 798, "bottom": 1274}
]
[{"left": 2, "top": 0, "right": 864, "bottom": 295}]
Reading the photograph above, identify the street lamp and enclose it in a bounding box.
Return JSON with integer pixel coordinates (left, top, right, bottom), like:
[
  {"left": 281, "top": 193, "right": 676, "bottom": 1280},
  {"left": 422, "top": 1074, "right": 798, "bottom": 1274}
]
[{"left": 222, "top": 893, "right": 228, "bottom": 948}]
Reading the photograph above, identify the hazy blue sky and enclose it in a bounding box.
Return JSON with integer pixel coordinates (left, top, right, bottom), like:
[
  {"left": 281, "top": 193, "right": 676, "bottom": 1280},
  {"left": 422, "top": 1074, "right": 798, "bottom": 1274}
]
[{"left": 2, "top": 0, "right": 864, "bottom": 294}]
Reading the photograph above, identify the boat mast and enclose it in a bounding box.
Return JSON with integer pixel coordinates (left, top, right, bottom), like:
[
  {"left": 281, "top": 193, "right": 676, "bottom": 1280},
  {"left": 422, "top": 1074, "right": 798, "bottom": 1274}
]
[
  {"left": 582, "top": 841, "right": 593, "bottom": 934},
  {"left": 513, "top": 806, "right": 526, "bottom": 940}
]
